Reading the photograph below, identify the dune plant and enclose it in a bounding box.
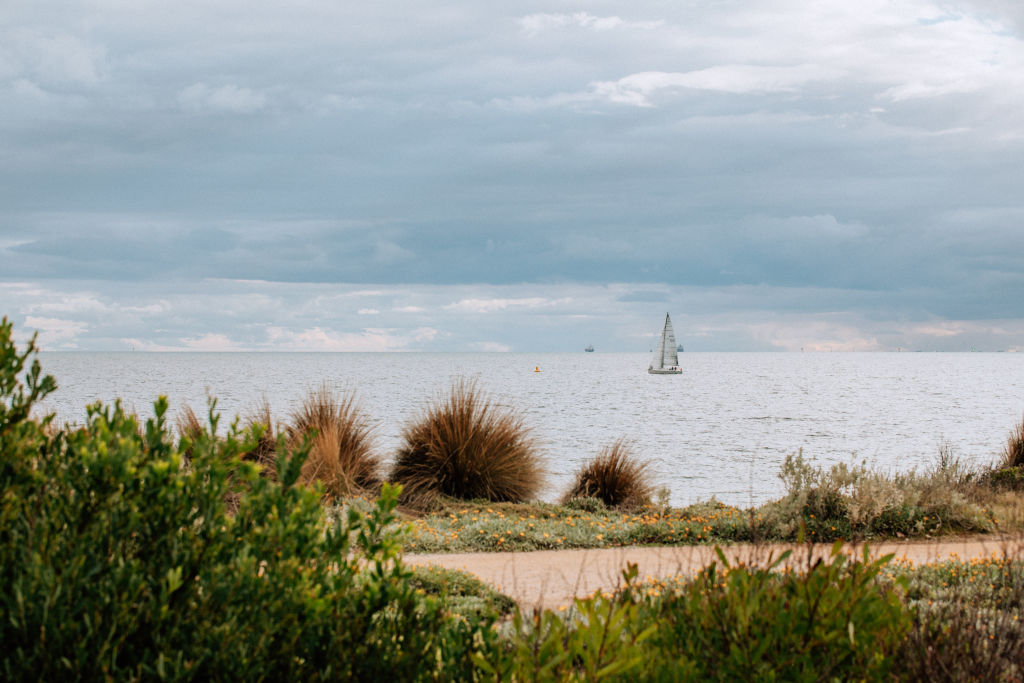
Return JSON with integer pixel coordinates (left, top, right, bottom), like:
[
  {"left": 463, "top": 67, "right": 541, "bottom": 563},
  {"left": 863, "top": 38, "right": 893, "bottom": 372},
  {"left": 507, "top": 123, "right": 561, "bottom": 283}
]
[
  {"left": 176, "top": 403, "right": 204, "bottom": 442},
  {"left": 288, "top": 384, "right": 379, "bottom": 499},
  {"left": 563, "top": 438, "right": 653, "bottom": 510},
  {"left": 982, "top": 416, "right": 1024, "bottom": 491},
  {"left": 390, "top": 379, "right": 543, "bottom": 507},
  {"left": 0, "top": 322, "right": 489, "bottom": 680},
  {"left": 635, "top": 545, "right": 910, "bottom": 680},
  {"left": 174, "top": 403, "right": 206, "bottom": 465},
  {"left": 1001, "top": 414, "right": 1024, "bottom": 468},
  {"left": 766, "top": 450, "right": 993, "bottom": 541},
  {"left": 241, "top": 398, "right": 278, "bottom": 476}
]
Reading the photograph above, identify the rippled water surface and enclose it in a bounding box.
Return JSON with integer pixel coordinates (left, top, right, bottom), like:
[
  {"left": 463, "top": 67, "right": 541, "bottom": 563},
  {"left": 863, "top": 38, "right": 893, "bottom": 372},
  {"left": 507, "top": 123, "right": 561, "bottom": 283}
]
[{"left": 38, "top": 352, "right": 1024, "bottom": 506}]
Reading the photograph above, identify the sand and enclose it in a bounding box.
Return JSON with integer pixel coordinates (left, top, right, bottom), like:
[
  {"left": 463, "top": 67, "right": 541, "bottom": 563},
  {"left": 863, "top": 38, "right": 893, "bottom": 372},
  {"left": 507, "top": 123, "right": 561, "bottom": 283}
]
[{"left": 407, "top": 533, "right": 1024, "bottom": 610}]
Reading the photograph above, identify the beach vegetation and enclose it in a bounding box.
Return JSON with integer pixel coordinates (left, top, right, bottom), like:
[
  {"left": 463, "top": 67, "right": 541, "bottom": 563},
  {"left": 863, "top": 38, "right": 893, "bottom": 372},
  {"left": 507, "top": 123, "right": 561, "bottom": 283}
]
[
  {"left": 634, "top": 544, "right": 910, "bottom": 680},
  {"left": 765, "top": 448, "right": 994, "bottom": 542},
  {"left": 563, "top": 438, "right": 653, "bottom": 510},
  {"left": 984, "top": 413, "right": 1024, "bottom": 493},
  {"left": 389, "top": 379, "right": 543, "bottom": 508},
  {"left": 8, "top": 317, "right": 1024, "bottom": 679},
  {"left": 0, "top": 323, "right": 486, "bottom": 680},
  {"left": 408, "top": 565, "right": 517, "bottom": 619},
  {"left": 241, "top": 397, "right": 278, "bottom": 475},
  {"left": 288, "top": 383, "right": 380, "bottom": 499},
  {"left": 5, "top": 312, "right": 1024, "bottom": 679},
  {"left": 1001, "top": 414, "right": 1024, "bottom": 468},
  {"left": 175, "top": 403, "right": 204, "bottom": 443}
]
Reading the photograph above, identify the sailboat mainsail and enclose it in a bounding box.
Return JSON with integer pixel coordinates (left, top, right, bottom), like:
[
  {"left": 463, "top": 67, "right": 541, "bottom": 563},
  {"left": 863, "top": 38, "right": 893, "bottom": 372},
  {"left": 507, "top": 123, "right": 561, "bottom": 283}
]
[{"left": 648, "top": 313, "right": 682, "bottom": 374}]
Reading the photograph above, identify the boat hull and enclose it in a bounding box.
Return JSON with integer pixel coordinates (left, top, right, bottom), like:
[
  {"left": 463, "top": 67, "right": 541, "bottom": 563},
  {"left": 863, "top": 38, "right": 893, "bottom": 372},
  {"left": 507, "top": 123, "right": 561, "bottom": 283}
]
[{"left": 648, "top": 367, "right": 682, "bottom": 375}]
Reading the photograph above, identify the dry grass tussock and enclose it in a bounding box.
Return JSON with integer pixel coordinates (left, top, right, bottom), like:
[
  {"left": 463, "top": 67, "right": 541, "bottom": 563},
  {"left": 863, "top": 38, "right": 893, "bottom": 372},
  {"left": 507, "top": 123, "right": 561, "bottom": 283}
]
[
  {"left": 288, "top": 384, "right": 380, "bottom": 499},
  {"left": 241, "top": 398, "right": 279, "bottom": 478},
  {"left": 1001, "top": 413, "right": 1024, "bottom": 468},
  {"left": 175, "top": 404, "right": 204, "bottom": 443},
  {"left": 175, "top": 404, "right": 205, "bottom": 463},
  {"left": 390, "top": 379, "right": 543, "bottom": 508},
  {"left": 563, "top": 438, "right": 653, "bottom": 510}
]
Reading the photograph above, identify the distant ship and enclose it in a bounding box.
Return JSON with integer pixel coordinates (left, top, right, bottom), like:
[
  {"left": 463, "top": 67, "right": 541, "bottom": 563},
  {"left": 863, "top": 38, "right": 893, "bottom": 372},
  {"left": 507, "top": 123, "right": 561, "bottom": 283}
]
[
  {"left": 677, "top": 343, "right": 684, "bottom": 353},
  {"left": 584, "top": 344, "right": 595, "bottom": 352},
  {"left": 648, "top": 313, "right": 682, "bottom": 375}
]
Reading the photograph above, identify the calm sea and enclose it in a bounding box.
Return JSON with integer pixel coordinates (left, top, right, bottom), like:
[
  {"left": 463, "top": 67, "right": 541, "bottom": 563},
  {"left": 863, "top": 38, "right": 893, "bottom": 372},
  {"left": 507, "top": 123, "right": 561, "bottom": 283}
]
[{"left": 36, "top": 352, "right": 1024, "bottom": 506}]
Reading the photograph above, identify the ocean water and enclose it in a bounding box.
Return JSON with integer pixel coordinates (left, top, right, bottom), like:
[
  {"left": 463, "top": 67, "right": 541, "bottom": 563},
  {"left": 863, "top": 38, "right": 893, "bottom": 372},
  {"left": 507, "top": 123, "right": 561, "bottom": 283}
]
[{"left": 36, "top": 351, "right": 1024, "bottom": 506}]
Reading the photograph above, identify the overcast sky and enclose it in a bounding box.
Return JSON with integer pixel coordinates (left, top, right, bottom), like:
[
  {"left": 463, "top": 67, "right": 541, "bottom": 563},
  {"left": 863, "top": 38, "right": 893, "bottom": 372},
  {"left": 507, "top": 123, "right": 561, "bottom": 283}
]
[{"left": 2, "top": 0, "right": 1023, "bottom": 351}]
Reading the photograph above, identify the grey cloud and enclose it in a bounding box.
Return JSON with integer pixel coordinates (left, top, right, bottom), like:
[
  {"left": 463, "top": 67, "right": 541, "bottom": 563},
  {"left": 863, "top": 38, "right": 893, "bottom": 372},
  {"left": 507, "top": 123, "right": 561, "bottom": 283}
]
[{"left": 1, "top": 0, "right": 1022, "bottom": 349}]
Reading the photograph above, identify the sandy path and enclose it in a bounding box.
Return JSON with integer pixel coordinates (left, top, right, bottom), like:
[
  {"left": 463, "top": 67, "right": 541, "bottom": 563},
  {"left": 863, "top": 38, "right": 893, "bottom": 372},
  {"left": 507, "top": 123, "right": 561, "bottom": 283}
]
[{"left": 407, "top": 534, "right": 1024, "bottom": 610}]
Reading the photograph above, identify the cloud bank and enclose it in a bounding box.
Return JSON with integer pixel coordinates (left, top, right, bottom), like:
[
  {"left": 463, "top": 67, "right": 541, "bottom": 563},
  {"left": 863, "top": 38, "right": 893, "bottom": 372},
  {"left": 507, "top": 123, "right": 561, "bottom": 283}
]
[{"left": 0, "top": 0, "right": 1022, "bottom": 350}]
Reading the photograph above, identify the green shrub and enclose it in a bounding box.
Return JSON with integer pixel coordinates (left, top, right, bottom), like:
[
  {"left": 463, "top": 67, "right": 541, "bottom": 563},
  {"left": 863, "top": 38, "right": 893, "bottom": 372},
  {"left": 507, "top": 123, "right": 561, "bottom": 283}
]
[
  {"left": 473, "top": 564, "right": 656, "bottom": 681},
  {"left": 767, "top": 450, "right": 992, "bottom": 541},
  {"left": 989, "top": 465, "right": 1024, "bottom": 489},
  {"left": 895, "top": 558, "right": 1024, "bottom": 681},
  {"left": 408, "top": 565, "right": 517, "bottom": 618},
  {"left": 0, "top": 321, "right": 488, "bottom": 681},
  {"left": 563, "top": 438, "right": 653, "bottom": 510},
  {"left": 390, "top": 379, "right": 543, "bottom": 507},
  {"left": 563, "top": 495, "right": 608, "bottom": 513},
  {"left": 637, "top": 543, "right": 911, "bottom": 681},
  {"left": 901, "top": 603, "right": 1024, "bottom": 681}
]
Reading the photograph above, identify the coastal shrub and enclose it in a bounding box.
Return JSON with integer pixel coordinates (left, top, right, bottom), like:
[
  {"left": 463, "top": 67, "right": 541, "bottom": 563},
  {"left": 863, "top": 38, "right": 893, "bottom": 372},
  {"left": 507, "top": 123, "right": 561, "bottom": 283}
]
[
  {"left": 474, "top": 565, "right": 656, "bottom": 680},
  {"left": 408, "top": 565, "right": 518, "bottom": 618},
  {"left": 896, "top": 557, "right": 1024, "bottom": 681},
  {"left": 767, "top": 450, "right": 992, "bottom": 541},
  {"left": 563, "top": 495, "right": 607, "bottom": 513},
  {"left": 984, "top": 415, "right": 1024, "bottom": 491},
  {"left": 989, "top": 465, "right": 1024, "bottom": 490},
  {"left": 901, "top": 603, "right": 1024, "bottom": 681},
  {"left": 288, "top": 383, "right": 380, "bottom": 499},
  {"left": 636, "top": 544, "right": 910, "bottom": 680},
  {"left": 0, "top": 323, "right": 491, "bottom": 681},
  {"left": 563, "top": 438, "right": 653, "bottom": 510},
  {"left": 390, "top": 379, "right": 543, "bottom": 507}
]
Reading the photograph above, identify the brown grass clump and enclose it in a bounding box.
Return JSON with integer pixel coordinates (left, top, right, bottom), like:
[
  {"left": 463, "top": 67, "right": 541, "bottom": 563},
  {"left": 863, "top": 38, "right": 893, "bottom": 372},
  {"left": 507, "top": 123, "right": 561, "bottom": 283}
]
[
  {"left": 176, "top": 404, "right": 205, "bottom": 443},
  {"left": 390, "top": 379, "right": 543, "bottom": 508},
  {"left": 562, "top": 438, "right": 653, "bottom": 510},
  {"left": 175, "top": 404, "right": 205, "bottom": 463},
  {"left": 287, "top": 384, "right": 379, "bottom": 499},
  {"left": 242, "top": 398, "right": 279, "bottom": 478},
  {"left": 1002, "top": 414, "right": 1024, "bottom": 468}
]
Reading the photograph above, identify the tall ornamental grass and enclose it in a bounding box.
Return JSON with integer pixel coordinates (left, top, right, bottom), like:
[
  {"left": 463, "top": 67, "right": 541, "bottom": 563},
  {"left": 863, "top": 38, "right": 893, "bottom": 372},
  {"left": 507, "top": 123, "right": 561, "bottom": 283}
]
[
  {"left": 563, "top": 438, "right": 653, "bottom": 510},
  {"left": 288, "top": 383, "right": 380, "bottom": 499},
  {"left": 241, "top": 398, "right": 278, "bottom": 475},
  {"left": 1002, "top": 414, "right": 1024, "bottom": 468},
  {"left": 390, "top": 379, "right": 543, "bottom": 507}
]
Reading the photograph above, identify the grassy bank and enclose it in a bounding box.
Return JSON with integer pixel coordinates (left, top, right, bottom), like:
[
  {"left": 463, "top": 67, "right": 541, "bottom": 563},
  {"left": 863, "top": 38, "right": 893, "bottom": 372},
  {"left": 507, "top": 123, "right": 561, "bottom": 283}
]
[{"left": 398, "top": 448, "right": 1023, "bottom": 553}]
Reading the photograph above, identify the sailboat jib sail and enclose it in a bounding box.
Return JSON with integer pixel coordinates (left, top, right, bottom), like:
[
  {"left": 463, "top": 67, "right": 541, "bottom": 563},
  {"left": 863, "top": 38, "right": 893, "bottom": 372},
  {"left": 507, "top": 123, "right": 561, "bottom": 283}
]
[{"left": 648, "top": 313, "right": 682, "bottom": 375}]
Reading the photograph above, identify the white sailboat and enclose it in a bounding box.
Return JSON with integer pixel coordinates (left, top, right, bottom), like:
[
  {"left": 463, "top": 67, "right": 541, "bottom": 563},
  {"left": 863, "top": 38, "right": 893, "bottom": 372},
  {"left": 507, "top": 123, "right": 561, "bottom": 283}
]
[{"left": 648, "top": 313, "right": 682, "bottom": 375}]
